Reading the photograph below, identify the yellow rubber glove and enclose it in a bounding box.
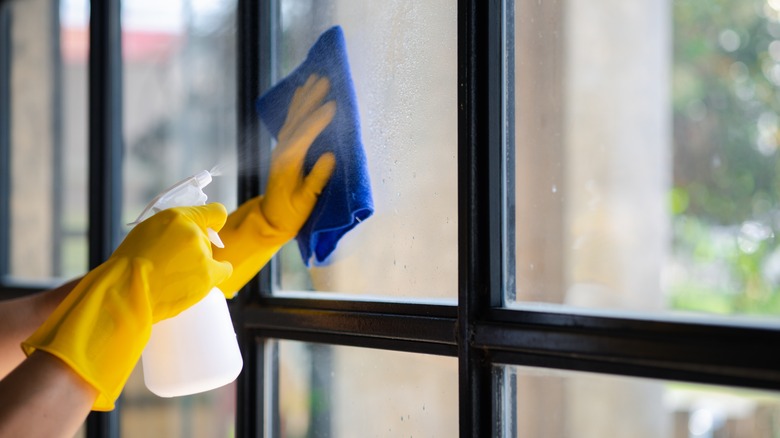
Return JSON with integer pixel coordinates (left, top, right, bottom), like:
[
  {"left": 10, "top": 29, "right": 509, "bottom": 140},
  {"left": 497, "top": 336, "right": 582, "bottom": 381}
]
[
  {"left": 22, "top": 204, "right": 233, "bottom": 411},
  {"left": 214, "top": 74, "right": 336, "bottom": 298}
]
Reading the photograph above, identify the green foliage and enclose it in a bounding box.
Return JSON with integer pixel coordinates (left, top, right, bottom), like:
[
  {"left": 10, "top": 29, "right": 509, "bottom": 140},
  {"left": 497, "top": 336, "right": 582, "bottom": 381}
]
[
  {"left": 670, "top": 0, "right": 780, "bottom": 315},
  {"left": 674, "top": 0, "right": 780, "bottom": 223},
  {"left": 670, "top": 216, "right": 780, "bottom": 314}
]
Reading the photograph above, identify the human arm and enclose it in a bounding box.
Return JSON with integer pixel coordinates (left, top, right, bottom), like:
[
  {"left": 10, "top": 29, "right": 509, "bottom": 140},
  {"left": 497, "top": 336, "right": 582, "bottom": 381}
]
[
  {"left": 214, "top": 74, "right": 336, "bottom": 296},
  {"left": 0, "top": 350, "right": 96, "bottom": 437},
  {"left": 0, "top": 278, "right": 79, "bottom": 379},
  {"left": 0, "top": 203, "right": 232, "bottom": 426}
]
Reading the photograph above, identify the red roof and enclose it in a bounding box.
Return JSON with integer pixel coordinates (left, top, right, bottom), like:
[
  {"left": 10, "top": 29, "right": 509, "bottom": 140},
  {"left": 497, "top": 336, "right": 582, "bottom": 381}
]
[{"left": 61, "top": 26, "right": 183, "bottom": 63}]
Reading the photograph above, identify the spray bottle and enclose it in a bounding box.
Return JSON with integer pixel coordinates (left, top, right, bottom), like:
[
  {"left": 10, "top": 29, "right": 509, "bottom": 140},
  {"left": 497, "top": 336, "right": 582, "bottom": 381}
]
[{"left": 129, "top": 169, "right": 243, "bottom": 398}]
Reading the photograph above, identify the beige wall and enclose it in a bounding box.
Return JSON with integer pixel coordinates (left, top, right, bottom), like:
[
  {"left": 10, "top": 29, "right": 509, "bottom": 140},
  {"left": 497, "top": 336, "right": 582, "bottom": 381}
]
[
  {"left": 515, "top": 0, "right": 672, "bottom": 436},
  {"left": 564, "top": 0, "right": 671, "bottom": 313},
  {"left": 9, "top": 0, "right": 55, "bottom": 279}
]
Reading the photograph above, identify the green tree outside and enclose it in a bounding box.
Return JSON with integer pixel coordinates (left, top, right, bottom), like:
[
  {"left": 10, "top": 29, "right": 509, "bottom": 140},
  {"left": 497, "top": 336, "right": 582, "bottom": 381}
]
[{"left": 671, "top": 0, "right": 780, "bottom": 314}]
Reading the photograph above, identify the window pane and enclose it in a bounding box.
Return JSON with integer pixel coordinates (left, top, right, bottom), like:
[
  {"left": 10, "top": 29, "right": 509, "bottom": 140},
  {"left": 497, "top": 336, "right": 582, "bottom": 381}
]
[
  {"left": 496, "top": 364, "right": 780, "bottom": 438},
  {"left": 6, "top": 0, "right": 88, "bottom": 282},
  {"left": 509, "top": 0, "right": 780, "bottom": 318},
  {"left": 121, "top": 365, "right": 236, "bottom": 437},
  {"left": 119, "top": 1, "right": 237, "bottom": 433},
  {"left": 272, "top": 339, "right": 457, "bottom": 437},
  {"left": 273, "top": 1, "right": 458, "bottom": 299},
  {"left": 60, "top": 0, "right": 89, "bottom": 279},
  {"left": 122, "top": 0, "right": 237, "bottom": 228}
]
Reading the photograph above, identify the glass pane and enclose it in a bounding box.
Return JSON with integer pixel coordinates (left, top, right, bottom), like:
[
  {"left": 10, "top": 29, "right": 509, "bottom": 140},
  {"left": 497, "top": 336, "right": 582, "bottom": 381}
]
[
  {"left": 272, "top": 339, "right": 457, "bottom": 437},
  {"left": 509, "top": 0, "right": 780, "bottom": 318},
  {"left": 496, "top": 364, "right": 780, "bottom": 438},
  {"left": 273, "top": 1, "right": 458, "bottom": 299},
  {"left": 60, "top": 0, "right": 89, "bottom": 279},
  {"left": 122, "top": 365, "right": 236, "bottom": 437},
  {"left": 119, "top": 1, "right": 237, "bottom": 434},
  {"left": 6, "top": 0, "right": 88, "bottom": 282},
  {"left": 121, "top": 0, "right": 237, "bottom": 228}
]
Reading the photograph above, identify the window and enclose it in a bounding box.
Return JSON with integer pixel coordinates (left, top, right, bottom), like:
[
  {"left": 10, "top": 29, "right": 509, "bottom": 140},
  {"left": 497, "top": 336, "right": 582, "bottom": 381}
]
[
  {"left": 511, "top": 0, "right": 780, "bottom": 320},
  {"left": 1, "top": 0, "right": 87, "bottom": 284},
  {"left": 237, "top": 1, "right": 780, "bottom": 436},
  {"left": 272, "top": 1, "right": 458, "bottom": 299},
  {"left": 275, "top": 340, "right": 458, "bottom": 436},
  {"left": 2, "top": 0, "right": 780, "bottom": 437}
]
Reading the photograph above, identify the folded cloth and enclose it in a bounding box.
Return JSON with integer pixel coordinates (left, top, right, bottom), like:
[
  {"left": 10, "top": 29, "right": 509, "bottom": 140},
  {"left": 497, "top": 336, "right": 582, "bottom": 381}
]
[{"left": 256, "top": 25, "right": 373, "bottom": 266}]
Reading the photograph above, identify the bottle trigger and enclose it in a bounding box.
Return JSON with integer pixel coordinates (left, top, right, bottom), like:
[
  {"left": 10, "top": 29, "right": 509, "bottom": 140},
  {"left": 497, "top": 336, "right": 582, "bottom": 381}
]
[{"left": 208, "top": 228, "right": 224, "bottom": 248}]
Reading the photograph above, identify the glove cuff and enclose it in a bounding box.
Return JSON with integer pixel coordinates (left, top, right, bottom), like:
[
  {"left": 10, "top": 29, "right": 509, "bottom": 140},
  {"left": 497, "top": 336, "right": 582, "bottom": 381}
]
[
  {"left": 21, "top": 258, "right": 153, "bottom": 411},
  {"left": 213, "top": 196, "right": 292, "bottom": 297}
]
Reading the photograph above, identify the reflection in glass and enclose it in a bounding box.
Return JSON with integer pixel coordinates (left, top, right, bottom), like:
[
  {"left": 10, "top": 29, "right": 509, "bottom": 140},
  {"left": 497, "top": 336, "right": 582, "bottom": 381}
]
[
  {"left": 274, "top": 0, "right": 458, "bottom": 299},
  {"left": 496, "top": 364, "right": 780, "bottom": 438},
  {"left": 510, "top": 0, "right": 780, "bottom": 318},
  {"left": 272, "top": 339, "right": 457, "bottom": 437}
]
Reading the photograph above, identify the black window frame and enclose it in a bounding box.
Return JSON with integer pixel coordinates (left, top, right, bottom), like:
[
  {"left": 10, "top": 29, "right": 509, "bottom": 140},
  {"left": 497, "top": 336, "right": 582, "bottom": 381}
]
[
  {"left": 233, "top": 1, "right": 780, "bottom": 437},
  {"left": 0, "top": 0, "right": 778, "bottom": 437}
]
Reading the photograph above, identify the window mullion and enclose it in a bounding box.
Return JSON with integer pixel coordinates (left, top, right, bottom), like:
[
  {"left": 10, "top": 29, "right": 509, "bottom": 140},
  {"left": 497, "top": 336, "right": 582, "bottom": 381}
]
[
  {"left": 235, "top": 0, "right": 273, "bottom": 435},
  {"left": 86, "top": 0, "right": 123, "bottom": 436},
  {"left": 0, "top": 1, "right": 11, "bottom": 281},
  {"left": 87, "top": 0, "right": 122, "bottom": 266},
  {"left": 458, "top": 0, "right": 505, "bottom": 436}
]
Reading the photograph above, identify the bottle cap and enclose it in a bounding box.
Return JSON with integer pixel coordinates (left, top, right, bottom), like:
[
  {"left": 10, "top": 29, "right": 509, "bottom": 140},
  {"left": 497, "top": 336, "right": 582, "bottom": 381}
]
[{"left": 127, "top": 170, "right": 214, "bottom": 226}]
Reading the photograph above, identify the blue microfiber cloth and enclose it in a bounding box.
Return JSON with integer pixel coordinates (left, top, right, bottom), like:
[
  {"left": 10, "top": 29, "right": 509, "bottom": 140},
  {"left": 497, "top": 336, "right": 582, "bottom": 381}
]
[{"left": 256, "top": 25, "right": 373, "bottom": 266}]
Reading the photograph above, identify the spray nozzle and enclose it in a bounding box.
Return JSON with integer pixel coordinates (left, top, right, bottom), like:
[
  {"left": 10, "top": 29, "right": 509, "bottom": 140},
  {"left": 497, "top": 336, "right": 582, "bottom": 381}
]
[{"left": 128, "top": 169, "right": 224, "bottom": 248}]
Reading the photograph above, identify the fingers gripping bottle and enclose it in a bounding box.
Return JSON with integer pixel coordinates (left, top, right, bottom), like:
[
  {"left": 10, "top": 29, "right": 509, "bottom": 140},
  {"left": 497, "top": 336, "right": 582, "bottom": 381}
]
[{"left": 129, "top": 169, "right": 243, "bottom": 398}]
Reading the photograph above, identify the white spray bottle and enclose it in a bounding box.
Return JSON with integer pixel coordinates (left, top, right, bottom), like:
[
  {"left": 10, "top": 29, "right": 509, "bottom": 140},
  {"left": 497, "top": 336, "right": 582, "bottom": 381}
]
[{"left": 129, "top": 169, "right": 243, "bottom": 398}]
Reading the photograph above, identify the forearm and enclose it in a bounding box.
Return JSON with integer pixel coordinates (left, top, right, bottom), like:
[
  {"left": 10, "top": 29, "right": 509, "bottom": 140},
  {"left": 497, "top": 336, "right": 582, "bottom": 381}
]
[
  {"left": 0, "top": 278, "right": 79, "bottom": 378},
  {"left": 0, "top": 351, "right": 96, "bottom": 437}
]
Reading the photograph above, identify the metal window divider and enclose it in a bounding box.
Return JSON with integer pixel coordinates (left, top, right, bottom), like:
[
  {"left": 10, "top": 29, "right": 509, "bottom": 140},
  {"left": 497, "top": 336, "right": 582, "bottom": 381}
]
[
  {"left": 0, "top": 0, "right": 11, "bottom": 283},
  {"left": 86, "top": 0, "right": 123, "bottom": 436}
]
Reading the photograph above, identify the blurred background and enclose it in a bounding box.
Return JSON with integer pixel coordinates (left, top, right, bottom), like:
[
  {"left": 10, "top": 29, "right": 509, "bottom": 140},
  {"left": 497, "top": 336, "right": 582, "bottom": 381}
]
[{"left": 5, "top": 0, "right": 780, "bottom": 436}]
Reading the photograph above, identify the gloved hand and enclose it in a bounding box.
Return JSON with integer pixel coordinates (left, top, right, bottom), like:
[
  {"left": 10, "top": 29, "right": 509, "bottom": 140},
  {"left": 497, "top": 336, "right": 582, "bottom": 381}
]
[
  {"left": 214, "top": 74, "right": 336, "bottom": 297},
  {"left": 22, "top": 204, "right": 233, "bottom": 411}
]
